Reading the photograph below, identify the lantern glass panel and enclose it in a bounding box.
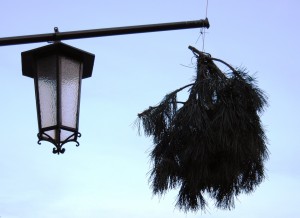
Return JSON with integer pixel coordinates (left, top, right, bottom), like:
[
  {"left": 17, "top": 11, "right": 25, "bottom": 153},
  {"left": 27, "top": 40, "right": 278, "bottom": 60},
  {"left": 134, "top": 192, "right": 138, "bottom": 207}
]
[
  {"left": 44, "top": 129, "right": 56, "bottom": 139},
  {"left": 61, "top": 129, "right": 75, "bottom": 141},
  {"left": 36, "top": 55, "right": 57, "bottom": 128},
  {"left": 60, "top": 56, "right": 82, "bottom": 129}
]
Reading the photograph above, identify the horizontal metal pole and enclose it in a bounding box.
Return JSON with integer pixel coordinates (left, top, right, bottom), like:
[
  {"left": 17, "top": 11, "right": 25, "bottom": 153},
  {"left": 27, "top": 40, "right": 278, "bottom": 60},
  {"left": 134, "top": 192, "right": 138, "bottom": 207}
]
[{"left": 0, "top": 18, "right": 209, "bottom": 46}]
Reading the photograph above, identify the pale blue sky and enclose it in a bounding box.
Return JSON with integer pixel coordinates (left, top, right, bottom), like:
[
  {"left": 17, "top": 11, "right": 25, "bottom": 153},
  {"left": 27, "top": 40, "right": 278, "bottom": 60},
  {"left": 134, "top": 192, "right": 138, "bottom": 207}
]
[{"left": 0, "top": 0, "right": 299, "bottom": 217}]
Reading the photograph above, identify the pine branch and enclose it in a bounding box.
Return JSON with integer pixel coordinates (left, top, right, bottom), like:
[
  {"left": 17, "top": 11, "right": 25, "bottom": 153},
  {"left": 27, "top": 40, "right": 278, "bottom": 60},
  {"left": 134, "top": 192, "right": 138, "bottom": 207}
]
[{"left": 136, "top": 47, "right": 268, "bottom": 212}]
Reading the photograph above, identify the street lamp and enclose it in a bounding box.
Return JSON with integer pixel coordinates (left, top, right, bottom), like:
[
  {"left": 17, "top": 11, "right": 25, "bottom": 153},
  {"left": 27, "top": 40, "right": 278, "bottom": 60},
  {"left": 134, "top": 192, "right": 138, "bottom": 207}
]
[
  {"left": 0, "top": 19, "right": 209, "bottom": 154},
  {"left": 21, "top": 42, "right": 95, "bottom": 154}
]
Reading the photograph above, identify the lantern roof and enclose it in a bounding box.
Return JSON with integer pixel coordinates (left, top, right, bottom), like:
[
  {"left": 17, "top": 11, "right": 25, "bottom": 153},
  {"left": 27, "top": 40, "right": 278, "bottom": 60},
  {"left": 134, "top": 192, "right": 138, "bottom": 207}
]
[{"left": 21, "top": 42, "right": 95, "bottom": 79}]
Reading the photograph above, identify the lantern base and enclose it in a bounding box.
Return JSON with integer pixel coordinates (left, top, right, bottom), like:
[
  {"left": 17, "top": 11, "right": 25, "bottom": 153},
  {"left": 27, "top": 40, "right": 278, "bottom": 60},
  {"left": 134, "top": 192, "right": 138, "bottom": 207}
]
[{"left": 37, "top": 132, "right": 81, "bottom": 154}]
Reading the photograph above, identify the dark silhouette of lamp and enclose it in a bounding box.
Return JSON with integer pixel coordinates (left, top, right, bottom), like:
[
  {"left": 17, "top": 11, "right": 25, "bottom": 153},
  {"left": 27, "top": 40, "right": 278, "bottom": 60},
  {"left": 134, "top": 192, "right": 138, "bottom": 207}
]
[{"left": 22, "top": 42, "right": 95, "bottom": 154}]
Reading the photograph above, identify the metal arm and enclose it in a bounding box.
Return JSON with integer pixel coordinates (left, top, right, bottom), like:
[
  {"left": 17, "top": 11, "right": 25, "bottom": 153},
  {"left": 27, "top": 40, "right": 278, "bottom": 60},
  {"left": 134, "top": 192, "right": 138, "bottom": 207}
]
[{"left": 0, "top": 18, "right": 209, "bottom": 46}]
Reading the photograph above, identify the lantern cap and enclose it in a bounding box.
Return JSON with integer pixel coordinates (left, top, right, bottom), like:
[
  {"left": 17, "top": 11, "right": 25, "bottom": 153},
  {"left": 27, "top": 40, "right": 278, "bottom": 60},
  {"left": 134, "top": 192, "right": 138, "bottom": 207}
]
[{"left": 21, "top": 42, "right": 95, "bottom": 79}]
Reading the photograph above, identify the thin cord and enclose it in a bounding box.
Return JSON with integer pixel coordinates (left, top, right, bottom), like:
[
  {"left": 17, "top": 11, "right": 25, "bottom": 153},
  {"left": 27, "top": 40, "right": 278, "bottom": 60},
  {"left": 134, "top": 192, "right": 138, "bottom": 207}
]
[
  {"left": 202, "top": 0, "right": 209, "bottom": 52},
  {"left": 205, "top": 0, "right": 209, "bottom": 18},
  {"left": 195, "top": 0, "right": 209, "bottom": 52}
]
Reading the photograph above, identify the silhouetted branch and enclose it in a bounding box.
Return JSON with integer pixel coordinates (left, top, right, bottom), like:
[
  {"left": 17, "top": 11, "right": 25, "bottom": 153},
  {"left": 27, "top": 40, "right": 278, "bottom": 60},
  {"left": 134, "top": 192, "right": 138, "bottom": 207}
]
[{"left": 137, "top": 46, "right": 268, "bottom": 212}]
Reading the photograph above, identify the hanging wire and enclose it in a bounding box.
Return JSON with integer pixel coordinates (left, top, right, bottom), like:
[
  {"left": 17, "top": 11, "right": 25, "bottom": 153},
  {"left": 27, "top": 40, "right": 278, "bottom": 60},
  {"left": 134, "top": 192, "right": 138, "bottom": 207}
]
[
  {"left": 205, "top": 0, "right": 209, "bottom": 18},
  {"left": 196, "top": 0, "right": 209, "bottom": 51},
  {"left": 202, "top": 0, "right": 209, "bottom": 51}
]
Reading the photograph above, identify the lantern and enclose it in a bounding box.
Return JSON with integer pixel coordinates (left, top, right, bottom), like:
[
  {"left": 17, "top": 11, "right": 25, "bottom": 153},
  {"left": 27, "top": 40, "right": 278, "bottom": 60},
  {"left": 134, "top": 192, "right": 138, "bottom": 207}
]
[{"left": 21, "top": 42, "right": 95, "bottom": 154}]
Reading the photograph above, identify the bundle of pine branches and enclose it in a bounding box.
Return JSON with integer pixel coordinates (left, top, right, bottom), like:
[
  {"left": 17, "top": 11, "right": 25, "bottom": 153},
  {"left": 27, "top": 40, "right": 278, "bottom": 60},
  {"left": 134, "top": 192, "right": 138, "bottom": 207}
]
[{"left": 137, "top": 46, "right": 268, "bottom": 212}]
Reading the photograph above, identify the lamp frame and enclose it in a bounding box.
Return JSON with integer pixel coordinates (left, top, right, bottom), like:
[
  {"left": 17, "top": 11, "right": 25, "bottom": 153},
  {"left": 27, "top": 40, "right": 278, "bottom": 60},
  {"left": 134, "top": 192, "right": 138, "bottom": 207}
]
[{"left": 22, "top": 42, "right": 95, "bottom": 154}]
